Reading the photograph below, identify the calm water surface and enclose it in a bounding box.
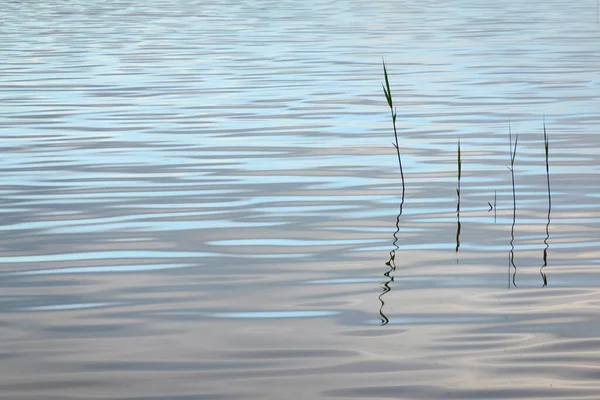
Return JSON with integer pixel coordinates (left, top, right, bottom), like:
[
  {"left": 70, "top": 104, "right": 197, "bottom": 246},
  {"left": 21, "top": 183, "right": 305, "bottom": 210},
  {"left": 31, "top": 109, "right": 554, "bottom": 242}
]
[{"left": 2, "top": 0, "right": 600, "bottom": 399}]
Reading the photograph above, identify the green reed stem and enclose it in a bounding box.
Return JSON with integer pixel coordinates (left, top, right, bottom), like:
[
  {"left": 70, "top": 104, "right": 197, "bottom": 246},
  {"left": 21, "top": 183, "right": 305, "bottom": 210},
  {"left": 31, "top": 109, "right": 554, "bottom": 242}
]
[
  {"left": 382, "top": 59, "right": 405, "bottom": 201},
  {"left": 543, "top": 119, "right": 551, "bottom": 212},
  {"left": 508, "top": 124, "right": 518, "bottom": 214},
  {"left": 457, "top": 139, "right": 461, "bottom": 218}
]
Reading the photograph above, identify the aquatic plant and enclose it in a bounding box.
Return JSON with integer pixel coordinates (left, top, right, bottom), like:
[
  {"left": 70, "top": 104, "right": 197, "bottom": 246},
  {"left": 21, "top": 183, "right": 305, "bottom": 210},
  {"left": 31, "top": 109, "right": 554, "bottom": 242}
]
[
  {"left": 508, "top": 124, "right": 518, "bottom": 288},
  {"left": 456, "top": 139, "right": 461, "bottom": 217},
  {"left": 382, "top": 59, "right": 405, "bottom": 200},
  {"left": 508, "top": 124, "right": 518, "bottom": 213},
  {"left": 455, "top": 139, "right": 461, "bottom": 253},
  {"left": 543, "top": 119, "right": 551, "bottom": 212},
  {"left": 380, "top": 59, "right": 406, "bottom": 323},
  {"left": 541, "top": 119, "right": 551, "bottom": 287}
]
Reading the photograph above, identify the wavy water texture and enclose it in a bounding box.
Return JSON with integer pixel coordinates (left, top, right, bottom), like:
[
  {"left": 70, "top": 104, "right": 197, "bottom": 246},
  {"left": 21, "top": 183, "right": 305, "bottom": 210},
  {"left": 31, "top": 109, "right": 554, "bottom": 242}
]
[{"left": 2, "top": 0, "right": 600, "bottom": 399}]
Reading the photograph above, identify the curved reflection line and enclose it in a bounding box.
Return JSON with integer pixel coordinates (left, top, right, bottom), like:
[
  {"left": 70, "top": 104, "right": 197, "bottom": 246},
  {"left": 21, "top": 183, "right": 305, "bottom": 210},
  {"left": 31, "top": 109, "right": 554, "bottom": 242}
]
[
  {"left": 508, "top": 197, "right": 518, "bottom": 289},
  {"left": 509, "top": 234, "right": 517, "bottom": 289},
  {"left": 455, "top": 220, "right": 461, "bottom": 255},
  {"left": 541, "top": 218, "right": 549, "bottom": 288},
  {"left": 509, "top": 195, "right": 517, "bottom": 288},
  {"left": 378, "top": 264, "right": 394, "bottom": 325},
  {"left": 541, "top": 121, "right": 551, "bottom": 287},
  {"left": 380, "top": 197, "right": 404, "bottom": 325},
  {"left": 456, "top": 139, "right": 461, "bottom": 256}
]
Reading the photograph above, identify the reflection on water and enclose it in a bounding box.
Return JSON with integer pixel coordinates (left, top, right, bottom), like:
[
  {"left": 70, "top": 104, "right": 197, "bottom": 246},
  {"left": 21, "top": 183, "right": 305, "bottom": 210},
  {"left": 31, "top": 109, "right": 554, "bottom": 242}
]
[
  {"left": 379, "top": 198, "right": 403, "bottom": 325},
  {"left": 377, "top": 268, "right": 393, "bottom": 326},
  {"left": 541, "top": 214, "right": 550, "bottom": 288},
  {"left": 541, "top": 121, "right": 552, "bottom": 288},
  {"left": 508, "top": 223, "right": 517, "bottom": 289},
  {"left": 455, "top": 220, "right": 461, "bottom": 255},
  {"left": 455, "top": 140, "right": 461, "bottom": 255},
  {"left": 2, "top": 0, "right": 600, "bottom": 399}
]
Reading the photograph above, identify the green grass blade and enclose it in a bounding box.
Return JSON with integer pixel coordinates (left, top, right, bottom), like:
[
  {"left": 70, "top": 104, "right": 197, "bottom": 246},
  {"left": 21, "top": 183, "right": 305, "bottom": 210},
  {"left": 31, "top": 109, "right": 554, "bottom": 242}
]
[
  {"left": 381, "top": 57, "right": 405, "bottom": 196},
  {"left": 382, "top": 59, "right": 393, "bottom": 109},
  {"left": 382, "top": 84, "right": 392, "bottom": 109}
]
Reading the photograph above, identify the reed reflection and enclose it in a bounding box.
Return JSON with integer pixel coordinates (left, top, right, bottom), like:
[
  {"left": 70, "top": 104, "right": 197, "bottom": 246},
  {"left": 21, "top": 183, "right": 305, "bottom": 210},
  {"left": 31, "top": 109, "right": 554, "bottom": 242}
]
[
  {"left": 541, "top": 215, "right": 550, "bottom": 287},
  {"left": 456, "top": 139, "right": 461, "bottom": 255},
  {"left": 455, "top": 220, "right": 461, "bottom": 254},
  {"left": 541, "top": 121, "right": 551, "bottom": 287},
  {"left": 379, "top": 60, "right": 405, "bottom": 325},
  {"left": 509, "top": 211, "right": 517, "bottom": 289},
  {"left": 508, "top": 127, "right": 518, "bottom": 289},
  {"left": 380, "top": 198, "right": 403, "bottom": 325},
  {"left": 379, "top": 253, "right": 395, "bottom": 325}
]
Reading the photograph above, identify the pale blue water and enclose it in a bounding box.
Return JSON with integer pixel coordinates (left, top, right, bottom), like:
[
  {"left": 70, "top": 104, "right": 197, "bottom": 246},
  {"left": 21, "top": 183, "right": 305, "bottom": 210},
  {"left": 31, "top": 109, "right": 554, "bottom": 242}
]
[{"left": 2, "top": 0, "right": 600, "bottom": 399}]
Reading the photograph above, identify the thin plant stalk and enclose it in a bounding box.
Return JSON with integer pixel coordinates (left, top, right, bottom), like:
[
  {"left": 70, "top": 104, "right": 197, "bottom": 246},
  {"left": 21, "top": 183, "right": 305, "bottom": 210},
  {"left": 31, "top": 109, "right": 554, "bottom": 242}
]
[
  {"left": 457, "top": 139, "right": 461, "bottom": 218},
  {"left": 382, "top": 59, "right": 405, "bottom": 201},
  {"left": 380, "top": 59, "right": 405, "bottom": 324},
  {"left": 455, "top": 139, "right": 461, "bottom": 253},
  {"left": 541, "top": 119, "right": 551, "bottom": 287},
  {"left": 508, "top": 124, "right": 518, "bottom": 288},
  {"left": 508, "top": 124, "right": 518, "bottom": 213},
  {"left": 543, "top": 119, "right": 551, "bottom": 213}
]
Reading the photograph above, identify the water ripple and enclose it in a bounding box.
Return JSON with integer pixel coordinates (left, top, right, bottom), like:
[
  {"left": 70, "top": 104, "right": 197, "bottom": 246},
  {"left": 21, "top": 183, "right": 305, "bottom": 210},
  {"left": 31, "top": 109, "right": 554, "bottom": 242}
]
[{"left": 1, "top": 0, "right": 600, "bottom": 399}]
